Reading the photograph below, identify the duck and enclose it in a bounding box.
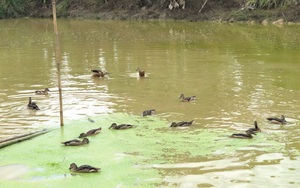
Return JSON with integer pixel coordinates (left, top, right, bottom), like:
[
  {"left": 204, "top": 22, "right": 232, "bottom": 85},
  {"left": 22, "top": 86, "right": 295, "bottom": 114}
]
[
  {"left": 136, "top": 68, "right": 145, "bottom": 77},
  {"left": 27, "top": 97, "right": 40, "bottom": 110},
  {"left": 35, "top": 88, "right": 50, "bottom": 95},
  {"left": 61, "top": 138, "right": 89, "bottom": 146},
  {"left": 179, "top": 94, "right": 196, "bottom": 102},
  {"left": 142, "top": 109, "right": 156, "bottom": 116},
  {"left": 78, "top": 127, "right": 102, "bottom": 138},
  {"left": 109, "top": 123, "right": 133, "bottom": 130},
  {"left": 170, "top": 120, "right": 194, "bottom": 127},
  {"left": 91, "top": 69, "right": 109, "bottom": 78},
  {"left": 267, "top": 115, "right": 287, "bottom": 124},
  {"left": 230, "top": 129, "right": 256, "bottom": 139},
  {"left": 69, "top": 163, "right": 100, "bottom": 173},
  {"left": 246, "top": 121, "right": 261, "bottom": 133}
]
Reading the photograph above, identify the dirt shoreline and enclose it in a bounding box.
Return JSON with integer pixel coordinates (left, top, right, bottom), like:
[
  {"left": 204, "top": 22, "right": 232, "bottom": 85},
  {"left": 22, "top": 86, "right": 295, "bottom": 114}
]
[{"left": 31, "top": 1, "right": 300, "bottom": 23}]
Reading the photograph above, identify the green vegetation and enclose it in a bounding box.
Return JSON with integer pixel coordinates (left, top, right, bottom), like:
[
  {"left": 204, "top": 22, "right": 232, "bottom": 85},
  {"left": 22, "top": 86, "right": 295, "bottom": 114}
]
[
  {"left": 249, "top": 0, "right": 295, "bottom": 9},
  {"left": 0, "top": 0, "right": 299, "bottom": 21},
  {"left": 0, "top": 113, "right": 288, "bottom": 187}
]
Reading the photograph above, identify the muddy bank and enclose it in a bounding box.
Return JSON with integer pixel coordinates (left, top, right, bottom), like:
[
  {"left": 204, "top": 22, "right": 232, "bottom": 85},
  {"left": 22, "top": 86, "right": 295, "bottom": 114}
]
[{"left": 30, "top": 1, "right": 300, "bottom": 23}]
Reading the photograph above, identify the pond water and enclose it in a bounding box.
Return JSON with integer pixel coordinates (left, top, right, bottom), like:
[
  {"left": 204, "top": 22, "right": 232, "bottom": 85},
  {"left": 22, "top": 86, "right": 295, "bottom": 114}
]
[{"left": 0, "top": 19, "right": 299, "bottom": 187}]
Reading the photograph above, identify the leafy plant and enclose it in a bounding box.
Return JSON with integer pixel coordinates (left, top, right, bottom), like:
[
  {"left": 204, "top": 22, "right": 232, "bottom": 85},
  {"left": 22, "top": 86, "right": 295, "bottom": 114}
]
[{"left": 0, "top": 0, "right": 27, "bottom": 18}]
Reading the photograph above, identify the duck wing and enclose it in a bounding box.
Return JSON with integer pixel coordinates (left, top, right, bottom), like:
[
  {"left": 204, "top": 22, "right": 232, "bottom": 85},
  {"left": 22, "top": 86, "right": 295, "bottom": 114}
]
[
  {"left": 61, "top": 139, "right": 81, "bottom": 145},
  {"left": 76, "top": 165, "right": 100, "bottom": 173},
  {"left": 117, "top": 124, "right": 133, "bottom": 129},
  {"left": 86, "top": 127, "right": 102, "bottom": 135}
]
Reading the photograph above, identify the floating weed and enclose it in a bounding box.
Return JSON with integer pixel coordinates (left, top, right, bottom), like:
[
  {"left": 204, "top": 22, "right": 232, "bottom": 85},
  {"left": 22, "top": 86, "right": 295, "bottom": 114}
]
[{"left": 0, "top": 113, "right": 289, "bottom": 187}]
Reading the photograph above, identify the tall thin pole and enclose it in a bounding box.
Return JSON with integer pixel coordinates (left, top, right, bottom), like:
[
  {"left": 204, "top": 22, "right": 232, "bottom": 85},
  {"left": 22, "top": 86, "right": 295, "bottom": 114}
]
[{"left": 52, "top": 0, "right": 64, "bottom": 126}]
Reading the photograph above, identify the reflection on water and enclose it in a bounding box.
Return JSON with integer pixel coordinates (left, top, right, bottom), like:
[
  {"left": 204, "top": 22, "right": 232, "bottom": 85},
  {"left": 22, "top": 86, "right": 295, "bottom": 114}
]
[{"left": 0, "top": 19, "right": 299, "bottom": 187}]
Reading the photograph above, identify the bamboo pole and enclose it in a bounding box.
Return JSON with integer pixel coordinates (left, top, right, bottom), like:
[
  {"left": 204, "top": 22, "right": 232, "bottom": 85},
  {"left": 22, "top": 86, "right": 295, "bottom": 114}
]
[{"left": 52, "top": 0, "right": 64, "bottom": 126}]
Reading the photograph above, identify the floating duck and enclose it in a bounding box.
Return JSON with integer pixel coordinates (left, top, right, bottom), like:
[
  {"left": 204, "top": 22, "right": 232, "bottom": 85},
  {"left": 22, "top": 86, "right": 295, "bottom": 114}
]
[
  {"left": 91, "top": 69, "right": 109, "bottom": 78},
  {"left": 230, "top": 129, "right": 256, "bottom": 139},
  {"left": 109, "top": 123, "right": 133, "bottom": 130},
  {"left": 35, "top": 88, "right": 50, "bottom": 95},
  {"left": 267, "top": 115, "right": 287, "bottom": 124},
  {"left": 69, "top": 163, "right": 100, "bottom": 173},
  {"left": 179, "top": 94, "right": 196, "bottom": 102},
  {"left": 78, "top": 127, "right": 102, "bottom": 138},
  {"left": 61, "top": 138, "right": 89, "bottom": 146},
  {"left": 142, "top": 109, "right": 156, "bottom": 116},
  {"left": 246, "top": 121, "right": 261, "bottom": 133},
  {"left": 136, "top": 68, "right": 145, "bottom": 77},
  {"left": 170, "top": 120, "right": 194, "bottom": 127},
  {"left": 27, "top": 97, "right": 40, "bottom": 110}
]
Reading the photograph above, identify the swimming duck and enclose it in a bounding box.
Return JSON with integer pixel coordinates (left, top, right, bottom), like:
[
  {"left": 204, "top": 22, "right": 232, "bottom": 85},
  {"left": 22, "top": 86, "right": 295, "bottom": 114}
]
[
  {"left": 170, "top": 120, "right": 194, "bottom": 127},
  {"left": 69, "top": 163, "right": 100, "bottom": 173},
  {"left": 142, "top": 109, "right": 156, "bottom": 116},
  {"left": 246, "top": 121, "right": 261, "bottom": 133},
  {"left": 136, "top": 68, "right": 145, "bottom": 77},
  {"left": 109, "top": 123, "right": 133, "bottom": 130},
  {"left": 230, "top": 129, "right": 256, "bottom": 139},
  {"left": 35, "top": 88, "right": 50, "bottom": 95},
  {"left": 267, "top": 115, "right": 287, "bottom": 124},
  {"left": 179, "top": 94, "right": 196, "bottom": 102},
  {"left": 61, "top": 138, "right": 89, "bottom": 146},
  {"left": 78, "top": 127, "right": 102, "bottom": 138},
  {"left": 91, "top": 69, "right": 109, "bottom": 78},
  {"left": 27, "top": 97, "right": 40, "bottom": 110}
]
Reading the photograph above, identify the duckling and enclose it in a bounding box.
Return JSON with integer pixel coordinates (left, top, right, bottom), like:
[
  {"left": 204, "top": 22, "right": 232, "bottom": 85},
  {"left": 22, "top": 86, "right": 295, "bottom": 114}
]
[
  {"left": 142, "top": 109, "right": 156, "bottom": 116},
  {"left": 170, "top": 120, "right": 194, "bottom": 127},
  {"left": 136, "top": 68, "right": 145, "bottom": 77},
  {"left": 230, "top": 129, "right": 256, "bottom": 139},
  {"left": 179, "top": 94, "right": 196, "bottom": 102},
  {"left": 246, "top": 121, "right": 261, "bottom": 133},
  {"left": 27, "top": 97, "right": 40, "bottom": 110},
  {"left": 35, "top": 88, "right": 50, "bottom": 95},
  {"left": 78, "top": 127, "right": 102, "bottom": 138},
  {"left": 109, "top": 123, "right": 133, "bottom": 130},
  {"left": 69, "top": 163, "right": 100, "bottom": 173},
  {"left": 91, "top": 69, "right": 109, "bottom": 78},
  {"left": 61, "top": 138, "right": 89, "bottom": 146},
  {"left": 267, "top": 115, "right": 287, "bottom": 124}
]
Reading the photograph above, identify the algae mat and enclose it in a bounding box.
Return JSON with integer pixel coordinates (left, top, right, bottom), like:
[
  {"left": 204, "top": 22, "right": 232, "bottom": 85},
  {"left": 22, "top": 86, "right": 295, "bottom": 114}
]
[{"left": 0, "top": 113, "right": 284, "bottom": 187}]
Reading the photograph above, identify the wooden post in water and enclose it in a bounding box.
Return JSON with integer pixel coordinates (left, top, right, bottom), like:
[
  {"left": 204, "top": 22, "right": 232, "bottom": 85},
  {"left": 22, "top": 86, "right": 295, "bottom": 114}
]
[{"left": 52, "top": 0, "right": 64, "bottom": 126}]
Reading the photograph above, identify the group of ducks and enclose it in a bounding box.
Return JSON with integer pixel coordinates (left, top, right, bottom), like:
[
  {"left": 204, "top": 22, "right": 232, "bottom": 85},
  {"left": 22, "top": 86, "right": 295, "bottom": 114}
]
[
  {"left": 27, "top": 88, "right": 51, "bottom": 110},
  {"left": 26, "top": 68, "right": 289, "bottom": 173},
  {"left": 230, "top": 115, "right": 287, "bottom": 139},
  {"left": 91, "top": 68, "right": 145, "bottom": 78},
  {"left": 27, "top": 68, "right": 146, "bottom": 110},
  {"left": 61, "top": 121, "right": 142, "bottom": 173}
]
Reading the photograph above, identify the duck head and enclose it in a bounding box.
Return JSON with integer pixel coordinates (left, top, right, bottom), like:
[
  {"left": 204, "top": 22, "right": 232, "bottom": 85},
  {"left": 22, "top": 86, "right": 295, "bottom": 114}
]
[{"left": 109, "top": 123, "right": 118, "bottom": 129}]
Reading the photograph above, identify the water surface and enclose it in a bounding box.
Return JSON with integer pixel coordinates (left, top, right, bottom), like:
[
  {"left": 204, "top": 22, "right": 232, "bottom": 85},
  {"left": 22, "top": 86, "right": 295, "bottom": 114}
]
[{"left": 0, "top": 19, "right": 299, "bottom": 187}]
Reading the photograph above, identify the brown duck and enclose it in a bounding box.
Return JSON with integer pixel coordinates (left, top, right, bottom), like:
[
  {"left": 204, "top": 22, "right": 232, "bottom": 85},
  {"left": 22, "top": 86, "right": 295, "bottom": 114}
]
[
  {"left": 142, "top": 109, "right": 156, "bottom": 116},
  {"left": 35, "top": 88, "right": 50, "bottom": 95},
  {"left": 230, "top": 129, "right": 256, "bottom": 139},
  {"left": 69, "top": 163, "right": 100, "bottom": 173},
  {"left": 246, "top": 121, "right": 261, "bottom": 133},
  {"left": 170, "top": 120, "right": 194, "bottom": 127},
  {"left": 136, "top": 68, "right": 145, "bottom": 77},
  {"left": 267, "top": 115, "right": 287, "bottom": 124},
  {"left": 109, "top": 123, "right": 134, "bottom": 130},
  {"left": 179, "top": 94, "right": 196, "bottom": 102},
  {"left": 78, "top": 127, "right": 102, "bottom": 138},
  {"left": 91, "top": 69, "right": 109, "bottom": 78},
  {"left": 27, "top": 97, "right": 40, "bottom": 110},
  {"left": 61, "top": 138, "right": 89, "bottom": 146}
]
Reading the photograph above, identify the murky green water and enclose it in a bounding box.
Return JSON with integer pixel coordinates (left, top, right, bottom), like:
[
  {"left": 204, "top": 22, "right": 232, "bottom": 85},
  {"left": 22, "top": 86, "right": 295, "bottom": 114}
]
[{"left": 0, "top": 19, "right": 299, "bottom": 187}]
